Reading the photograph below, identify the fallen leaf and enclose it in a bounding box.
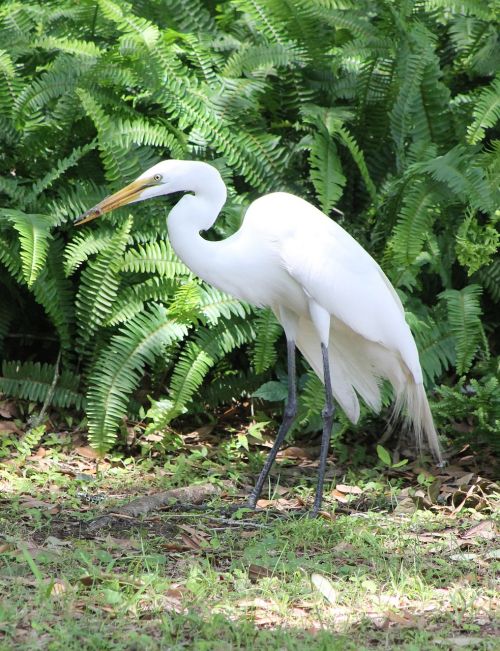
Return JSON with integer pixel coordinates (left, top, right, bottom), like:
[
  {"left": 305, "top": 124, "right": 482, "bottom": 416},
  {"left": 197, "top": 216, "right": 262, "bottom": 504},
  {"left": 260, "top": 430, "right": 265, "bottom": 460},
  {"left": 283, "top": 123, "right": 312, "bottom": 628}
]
[
  {"left": 74, "top": 446, "right": 100, "bottom": 460},
  {"left": 335, "top": 484, "right": 363, "bottom": 494},
  {"left": 436, "top": 637, "right": 484, "bottom": 647},
  {"left": 45, "top": 536, "right": 72, "bottom": 550},
  {"left": 330, "top": 489, "right": 349, "bottom": 503},
  {"left": 461, "top": 520, "right": 497, "bottom": 541},
  {"left": 450, "top": 552, "right": 478, "bottom": 561},
  {"left": 248, "top": 564, "right": 273, "bottom": 581},
  {"left": 50, "top": 580, "right": 67, "bottom": 596},
  {"left": 311, "top": 573, "right": 338, "bottom": 604},
  {"left": 178, "top": 532, "right": 203, "bottom": 551},
  {"left": 182, "top": 424, "right": 215, "bottom": 443},
  {"left": 278, "top": 446, "right": 316, "bottom": 460},
  {"left": 0, "top": 400, "right": 18, "bottom": 418},
  {"left": 19, "top": 497, "right": 59, "bottom": 514},
  {"left": 0, "top": 421, "right": 23, "bottom": 434}
]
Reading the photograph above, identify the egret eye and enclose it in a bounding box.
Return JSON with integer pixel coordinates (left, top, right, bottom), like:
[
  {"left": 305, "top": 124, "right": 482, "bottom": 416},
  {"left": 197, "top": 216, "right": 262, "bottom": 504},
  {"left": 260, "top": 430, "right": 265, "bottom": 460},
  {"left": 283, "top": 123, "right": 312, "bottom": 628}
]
[{"left": 153, "top": 174, "right": 162, "bottom": 182}]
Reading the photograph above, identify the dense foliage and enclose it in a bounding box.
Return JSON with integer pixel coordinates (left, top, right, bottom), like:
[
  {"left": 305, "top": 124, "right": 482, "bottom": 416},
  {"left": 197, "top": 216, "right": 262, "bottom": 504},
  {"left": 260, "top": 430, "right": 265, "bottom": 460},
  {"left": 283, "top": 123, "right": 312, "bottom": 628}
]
[{"left": 0, "top": 0, "right": 498, "bottom": 453}]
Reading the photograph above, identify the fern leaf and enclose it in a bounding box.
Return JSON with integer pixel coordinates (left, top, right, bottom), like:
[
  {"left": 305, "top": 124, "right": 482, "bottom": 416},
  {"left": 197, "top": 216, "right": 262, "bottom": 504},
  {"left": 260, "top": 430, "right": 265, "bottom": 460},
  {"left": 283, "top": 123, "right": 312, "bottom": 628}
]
[
  {"left": 86, "top": 304, "right": 189, "bottom": 452},
  {"left": 4, "top": 210, "right": 52, "bottom": 287},
  {"left": 252, "top": 309, "right": 282, "bottom": 374},
  {"left": 440, "top": 284, "right": 485, "bottom": 375},
  {"left": 120, "top": 240, "right": 191, "bottom": 277},
  {"left": 75, "top": 217, "right": 132, "bottom": 352},
  {"left": 390, "top": 180, "right": 437, "bottom": 267},
  {"left": 309, "top": 127, "right": 346, "bottom": 214},
  {"left": 32, "top": 237, "right": 75, "bottom": 354},
  {"left": 198, "top": 285, "right": 249, "bottom": 324},
  {"left": 150, "top": 319, "right": 255, "bottom": 430},
  {"left": 64, "top": 227, "right": 117, "bottom": 277},
  {"left": 0, "top": 361, "right": 84, "bottom": 409},
  {"left": 106, "top": 277, "right": 177, "bottom": 326},
  {"left": 467, "top": 77, "right": 500, "bottom": 144}
]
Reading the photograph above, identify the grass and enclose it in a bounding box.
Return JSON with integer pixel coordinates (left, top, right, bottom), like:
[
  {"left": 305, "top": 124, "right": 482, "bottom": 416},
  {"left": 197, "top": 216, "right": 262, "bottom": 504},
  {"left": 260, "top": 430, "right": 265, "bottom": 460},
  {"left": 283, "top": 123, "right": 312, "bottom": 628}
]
[{"left": 0, "top": 430, "right": 498, "bottom": 650}]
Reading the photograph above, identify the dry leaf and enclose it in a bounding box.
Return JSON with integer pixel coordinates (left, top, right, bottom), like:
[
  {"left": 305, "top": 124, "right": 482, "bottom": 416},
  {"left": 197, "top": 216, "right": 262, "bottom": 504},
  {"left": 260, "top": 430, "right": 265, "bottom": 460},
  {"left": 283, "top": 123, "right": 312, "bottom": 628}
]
[
  {"left": 50, "top": 581, "right": 67, "bottom": 596},
  {"left": 335, "top": 484, "right": 363, "bottom": 494},
  {"left": 278, "top": 446, "right": 316, "bottom": 460},
  {"left": 74, "top": 446, "right": 100, "bottom": 460},
  {"left": 461, "top": 520, "right": 497, "bottom": 541},
  {"left": 45, "top": 536, "right": 72, "bottom": 550},
  {"left": 20, "top": 497, "right": 59, "bottom": 514},
  {"left": 248, "top": 564, "right": 273, "bottom": 581},
  {"left": 311, "top": 573, "right": 338, "bottom": 604},
  {"left": 330, "top": 489, "right": 349, "bottom": 503},
  {"left": 0, "top": 400, "right": 18, "bottom": 418},
  {"left": 178, "top": 532, "right": 203, "bottom": 551},
  {"left": 436, "top": 637, "right": 484, "bottom": 647},
  {"left": 0, "top": 421, "right": 23, "bottom": 434}
]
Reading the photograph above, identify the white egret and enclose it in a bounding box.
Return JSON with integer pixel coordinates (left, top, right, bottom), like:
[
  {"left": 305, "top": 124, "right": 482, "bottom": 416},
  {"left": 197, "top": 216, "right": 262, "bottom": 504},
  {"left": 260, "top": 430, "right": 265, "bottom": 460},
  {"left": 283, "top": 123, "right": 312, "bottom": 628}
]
[{"left": 77, "top": 160, "right": 443, "bottom": 513}]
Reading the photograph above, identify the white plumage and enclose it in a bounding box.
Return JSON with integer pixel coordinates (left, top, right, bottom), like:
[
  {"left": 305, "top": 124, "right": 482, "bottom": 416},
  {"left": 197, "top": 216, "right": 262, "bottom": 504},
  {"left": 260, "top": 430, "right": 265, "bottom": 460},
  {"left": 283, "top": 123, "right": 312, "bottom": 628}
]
[{"left": 78, "top": 159, "right": 443, "bottom": 511}]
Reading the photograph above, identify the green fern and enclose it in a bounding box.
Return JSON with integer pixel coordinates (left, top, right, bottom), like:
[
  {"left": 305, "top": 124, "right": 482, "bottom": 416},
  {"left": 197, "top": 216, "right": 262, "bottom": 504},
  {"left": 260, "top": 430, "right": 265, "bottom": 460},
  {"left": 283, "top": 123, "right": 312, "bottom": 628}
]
[
  {"left": 0, "top": 361, "right": 84, "bottom": 409},
  {"left": 148, "top": 318, "right": 255, "bottom": 432},
  {"left": 389, "top": 181, "right": 437, "bottom": 267},
  {"left": 309, "top": 127, "right": 346, "bottom": 214},
  {"left": 4, "top": 210, "right": 53, "bottom": 287},
  {"left": 86, "top": 304, "right": 189, "bottom": 452},
  {"left": 440, "top": 285, "right": 485, "bottom": 375},
  {"left": 467, "top": 77, "right": 500, "bottom": 144},
  {"left": 252, "top": 309, "right": 282, "bottom": 374},
  {"left": 75, "top": 217, "right": 132, "bottom": 351}
]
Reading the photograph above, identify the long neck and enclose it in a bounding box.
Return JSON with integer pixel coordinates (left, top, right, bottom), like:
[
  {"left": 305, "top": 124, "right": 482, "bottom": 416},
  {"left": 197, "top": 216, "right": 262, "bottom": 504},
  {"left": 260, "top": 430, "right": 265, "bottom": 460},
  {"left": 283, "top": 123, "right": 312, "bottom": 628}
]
[{"left": 166, "top": 167, "right": 230, "bottom": 288}]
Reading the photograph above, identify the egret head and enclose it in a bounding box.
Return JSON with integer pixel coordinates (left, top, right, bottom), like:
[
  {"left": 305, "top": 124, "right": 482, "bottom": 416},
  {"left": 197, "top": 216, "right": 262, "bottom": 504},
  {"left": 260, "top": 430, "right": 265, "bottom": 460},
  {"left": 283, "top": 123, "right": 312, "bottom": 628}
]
[{"left": 75, "top": 160, "right": 217, "bottom": 226}]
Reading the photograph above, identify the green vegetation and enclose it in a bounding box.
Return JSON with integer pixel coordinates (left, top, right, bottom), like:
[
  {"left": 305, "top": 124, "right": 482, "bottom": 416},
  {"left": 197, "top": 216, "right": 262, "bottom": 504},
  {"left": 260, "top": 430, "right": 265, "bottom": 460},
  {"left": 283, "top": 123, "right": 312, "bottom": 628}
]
[
  {"left": 0, "top": 438, "right": 498, "bottom": 649},
  {"left": 0, "top": 0, "right": 498, "bottom": 452}
]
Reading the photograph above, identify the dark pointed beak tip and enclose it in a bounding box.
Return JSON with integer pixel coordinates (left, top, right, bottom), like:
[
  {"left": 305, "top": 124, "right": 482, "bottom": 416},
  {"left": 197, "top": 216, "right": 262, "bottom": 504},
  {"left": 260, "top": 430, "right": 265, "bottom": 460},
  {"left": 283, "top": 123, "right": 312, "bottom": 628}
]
[{"left": 74, "top": 207, "right": 102, "bottom": 226}]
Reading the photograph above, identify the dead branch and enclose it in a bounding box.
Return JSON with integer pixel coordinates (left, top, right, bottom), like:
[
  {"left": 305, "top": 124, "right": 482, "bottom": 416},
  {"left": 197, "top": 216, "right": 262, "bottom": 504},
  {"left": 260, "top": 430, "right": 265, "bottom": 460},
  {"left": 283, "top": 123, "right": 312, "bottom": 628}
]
[{"left": 86, "top": 482, "right": 221, "bottom": 532}]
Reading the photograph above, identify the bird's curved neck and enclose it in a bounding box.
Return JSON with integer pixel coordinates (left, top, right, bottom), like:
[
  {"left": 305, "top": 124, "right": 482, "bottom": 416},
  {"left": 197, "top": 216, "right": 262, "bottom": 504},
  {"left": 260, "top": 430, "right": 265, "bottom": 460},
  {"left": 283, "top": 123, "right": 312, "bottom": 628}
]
[{"left": 166, "top": 173, "right": 229, "bottom": 287}]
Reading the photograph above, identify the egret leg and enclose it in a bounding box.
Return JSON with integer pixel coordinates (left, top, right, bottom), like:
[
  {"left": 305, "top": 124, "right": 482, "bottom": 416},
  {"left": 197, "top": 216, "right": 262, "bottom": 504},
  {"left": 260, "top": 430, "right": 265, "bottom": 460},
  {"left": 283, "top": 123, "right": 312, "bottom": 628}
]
[
  {"left": 311, "top": 343, "right": 335, "bottom": 515},
  {"left": 247, "top": 339, "right": 297, "bottom": 509}
]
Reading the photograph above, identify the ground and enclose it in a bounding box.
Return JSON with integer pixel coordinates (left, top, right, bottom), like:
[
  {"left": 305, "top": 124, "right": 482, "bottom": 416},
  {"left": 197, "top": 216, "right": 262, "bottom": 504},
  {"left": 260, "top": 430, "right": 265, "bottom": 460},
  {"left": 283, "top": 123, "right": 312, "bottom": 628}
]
[{"left": 0, "top": 415, "right": 498, "bottom": 650}]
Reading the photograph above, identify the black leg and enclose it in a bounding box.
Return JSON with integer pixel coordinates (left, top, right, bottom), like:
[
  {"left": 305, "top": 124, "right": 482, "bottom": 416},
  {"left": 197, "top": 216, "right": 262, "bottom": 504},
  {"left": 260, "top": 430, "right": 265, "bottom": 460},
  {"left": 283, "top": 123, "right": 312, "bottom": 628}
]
[
  {"left": 247, "top": 339, "right": 297, "bottom": 508},
  {"left": 311, "top": 342, "right": 335, "bottom": 515}
]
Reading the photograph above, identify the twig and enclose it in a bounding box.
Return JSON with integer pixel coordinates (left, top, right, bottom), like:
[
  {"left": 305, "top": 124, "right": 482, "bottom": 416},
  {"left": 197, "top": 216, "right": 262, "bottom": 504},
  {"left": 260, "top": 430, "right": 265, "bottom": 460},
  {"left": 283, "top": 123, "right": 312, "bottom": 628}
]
[{"left": 29, "top": 350, "right": 61, "bottom": 429}]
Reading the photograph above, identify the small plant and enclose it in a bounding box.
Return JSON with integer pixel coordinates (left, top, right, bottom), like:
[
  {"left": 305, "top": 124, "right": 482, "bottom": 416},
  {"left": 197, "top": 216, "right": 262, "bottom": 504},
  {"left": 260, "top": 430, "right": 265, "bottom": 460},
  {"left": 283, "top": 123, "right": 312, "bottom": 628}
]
[{"left": 376, "top": 444, "right": 409, "bottom": 469}]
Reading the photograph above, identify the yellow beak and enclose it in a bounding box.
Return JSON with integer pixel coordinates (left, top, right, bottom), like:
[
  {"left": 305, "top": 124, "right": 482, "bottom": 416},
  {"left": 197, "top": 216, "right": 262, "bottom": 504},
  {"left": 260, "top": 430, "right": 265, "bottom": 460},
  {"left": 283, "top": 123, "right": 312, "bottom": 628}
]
[{"left": 75, "top": 177, "right": 156, "bottom": 226}]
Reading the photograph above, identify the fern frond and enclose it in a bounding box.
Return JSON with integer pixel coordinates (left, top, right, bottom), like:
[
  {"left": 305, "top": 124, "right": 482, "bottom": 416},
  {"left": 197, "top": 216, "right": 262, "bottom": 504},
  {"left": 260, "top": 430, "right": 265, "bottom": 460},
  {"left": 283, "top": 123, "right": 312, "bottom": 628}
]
[
  {"left": 309, "top": 126, "right": 346, "bottom": 214},
  {"left": 467, "top": 77, "right": 500, "bottom": 145},
  {"left": 477, "top": 257, "right": 500, "bottom": 303},
  {"left": 106, "top": 277, "right": 177, "bottom": 326},
  {"left": 75, "top": 217, "right": 132, "bottom": 352},
  {"left": 440, "top": 284, "right": 485, "bottom": 375},
  {"left": 64, "top": 227, "right": 117, "bottom": 276},
  {"left": 152, "top": 318, "right": 255, "bottom": 429},
  {"left": 27, "top": 141, "right": 96, "bottom": 201},
  {"left": 198, "top": 285, "right": 249, "bottom": 324},
  {"left": 120, "top": 240, "right": 191, "bottom": 277},
  {"left": 409, "top": 313, "right": 456, "bottom": 384},
  {"left": 32, "top": 237, "right": 75, "bottom": 354},
  {"left": 86, "top": 304, "right": 189, "bottom": 452},
  {"left": 3, "top": 210, "right": 52, "bottom": 287},
  {"left": 0, "top": 361, "right": 84, "bottom": 409},
  {"left": 389, "top": 181, "right": 437, "bottom": 267},
  {"left": 335, "top": 125, "right": 377, "bottom": 203},
  {"left": 252, "top": 308, "right": 282, "bottom": 374}
]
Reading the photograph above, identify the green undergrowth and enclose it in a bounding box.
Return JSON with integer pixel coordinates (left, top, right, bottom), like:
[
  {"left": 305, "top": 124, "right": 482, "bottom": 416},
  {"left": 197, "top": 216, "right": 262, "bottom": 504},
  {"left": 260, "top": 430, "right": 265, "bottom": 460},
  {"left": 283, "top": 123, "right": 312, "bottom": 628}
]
[{"left": 0, "top": 443, "right": 498, "bottom": 650}]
